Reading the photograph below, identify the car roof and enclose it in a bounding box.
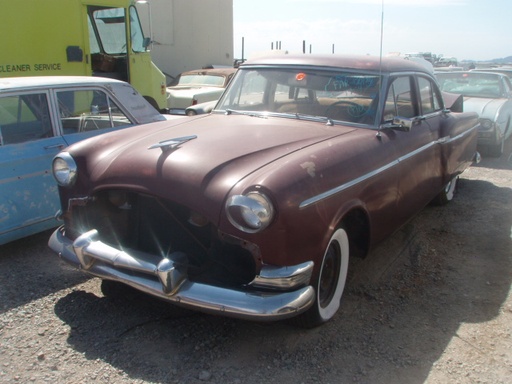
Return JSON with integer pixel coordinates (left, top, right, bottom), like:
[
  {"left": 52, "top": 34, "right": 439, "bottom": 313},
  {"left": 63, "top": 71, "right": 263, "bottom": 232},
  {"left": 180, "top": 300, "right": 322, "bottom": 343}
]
[
  {"left": 0, "top": 76, "right": 127, "bottom": 91},
  {"left": 241, "top": 54, "right": 433, "bottom": 74}
]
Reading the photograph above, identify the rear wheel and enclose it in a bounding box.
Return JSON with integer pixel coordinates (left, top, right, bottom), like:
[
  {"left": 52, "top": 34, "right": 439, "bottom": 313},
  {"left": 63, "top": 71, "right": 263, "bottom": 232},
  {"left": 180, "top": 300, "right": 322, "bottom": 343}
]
[
  {"left": 432, "top": 175, "right": 458, "bottom": 205},
  {"left": 294, "top": 227, "right": 349, "bottom": 328}
]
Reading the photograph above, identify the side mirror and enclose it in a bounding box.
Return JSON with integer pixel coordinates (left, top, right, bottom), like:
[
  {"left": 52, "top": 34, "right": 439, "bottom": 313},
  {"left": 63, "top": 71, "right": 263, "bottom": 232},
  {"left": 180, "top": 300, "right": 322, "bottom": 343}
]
[
  {"left": 143, "top": 37, "right": 151, "bottom": 50},
  {"left": 380, "top": 116, "right": 413, "bottom": 132}
]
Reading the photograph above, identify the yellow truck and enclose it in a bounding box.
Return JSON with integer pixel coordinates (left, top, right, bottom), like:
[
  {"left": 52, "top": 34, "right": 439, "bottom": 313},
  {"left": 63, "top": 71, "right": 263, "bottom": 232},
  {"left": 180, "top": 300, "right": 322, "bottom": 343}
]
[{"left": 0, "top": 0, "right": 167, "bottom": 111}]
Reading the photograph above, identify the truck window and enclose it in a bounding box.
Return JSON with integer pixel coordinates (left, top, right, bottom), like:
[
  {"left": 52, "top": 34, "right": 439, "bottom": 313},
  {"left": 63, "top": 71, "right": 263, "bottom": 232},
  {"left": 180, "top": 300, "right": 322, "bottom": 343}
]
[
  {"left": 89, "top": 7, "right": 146, "bottom": 55},
  {"left": 0, "top": 94, "right": 53, "bottom": 145},
  {"left": 91, "top": 8, "right": 127, "bottom": 54},
  {"left": 57, "top": 89, "right": 133, "bottom": 134}
]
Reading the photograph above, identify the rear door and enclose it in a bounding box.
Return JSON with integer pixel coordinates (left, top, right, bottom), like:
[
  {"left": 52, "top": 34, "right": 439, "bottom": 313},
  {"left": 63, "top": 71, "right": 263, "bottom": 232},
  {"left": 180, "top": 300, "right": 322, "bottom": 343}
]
[
  {"left": 0, "top": 91, "right": 66, "bottom": 244},
  {"left": 384, "top": 75, "right": 443, "bottom": 224}
]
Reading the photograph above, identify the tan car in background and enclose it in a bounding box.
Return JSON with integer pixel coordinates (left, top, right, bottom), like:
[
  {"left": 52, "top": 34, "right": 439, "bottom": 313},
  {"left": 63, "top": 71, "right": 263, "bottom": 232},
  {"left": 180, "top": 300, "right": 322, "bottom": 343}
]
[{"left": 166, "top": 67, "right": 236, "bottom": 114}]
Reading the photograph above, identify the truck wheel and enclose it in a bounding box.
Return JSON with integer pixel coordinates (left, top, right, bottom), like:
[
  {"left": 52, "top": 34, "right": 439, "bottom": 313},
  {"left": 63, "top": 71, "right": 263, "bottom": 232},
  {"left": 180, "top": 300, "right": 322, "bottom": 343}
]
[{"left": 293, "top": 227, "right": 349, "bottom": 328}]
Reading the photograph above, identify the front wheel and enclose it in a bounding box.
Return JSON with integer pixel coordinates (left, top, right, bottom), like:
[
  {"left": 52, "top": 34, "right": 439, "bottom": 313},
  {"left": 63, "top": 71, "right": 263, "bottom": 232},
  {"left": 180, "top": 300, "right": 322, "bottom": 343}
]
[
  {"left": 293, "top": 227, "right": 349, "bottom": 328},
  {"left": 487, "top": 139, "right": 504, "bottom": 158}
]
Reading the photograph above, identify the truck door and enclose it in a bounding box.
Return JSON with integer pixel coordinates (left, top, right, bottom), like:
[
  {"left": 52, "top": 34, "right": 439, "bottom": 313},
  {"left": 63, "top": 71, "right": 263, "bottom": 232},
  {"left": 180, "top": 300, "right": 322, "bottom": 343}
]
[
  {"left": 125, "top": 5, "right": 165, "bottom": 110},
  {"left": 0, "top": 92, "right": 65, "bottom": 244},
  {"left": 87, "top": 6, "right": 129, "bottom": 83},
  {"left": 87, "top": 5, "right": 165, "bottom": 110}
]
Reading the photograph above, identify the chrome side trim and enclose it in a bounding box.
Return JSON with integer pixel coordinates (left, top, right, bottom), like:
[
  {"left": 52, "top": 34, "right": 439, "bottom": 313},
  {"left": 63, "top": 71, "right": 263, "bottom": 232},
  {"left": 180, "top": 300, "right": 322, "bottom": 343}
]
[
  {"left": 299, "top": 160, "right": 399, "bottom": 209},
  {"left": 49, "top": 227, "right": 315, "bottom": 321},
  {"left": 300, "top": 124, "right": 478, "bottom": 210}
]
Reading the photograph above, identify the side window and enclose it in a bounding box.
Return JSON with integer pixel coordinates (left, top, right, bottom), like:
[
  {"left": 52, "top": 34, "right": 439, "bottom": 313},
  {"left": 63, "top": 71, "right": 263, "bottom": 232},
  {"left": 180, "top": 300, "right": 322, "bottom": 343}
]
[
  {"left": 502, "top": 77, "right": 512, "bottom": 95},
  {"left": 0, "top": 93, "right": 53, "bottom": 146},
  {"left": 57, "top": 89, "right": 132, "bottom": 134},
  {"left": 418, "top": 77, "right": 442, "bottom": 115},
  {"left": 383, "top": 76, "right": 415, "bottom": 121}
]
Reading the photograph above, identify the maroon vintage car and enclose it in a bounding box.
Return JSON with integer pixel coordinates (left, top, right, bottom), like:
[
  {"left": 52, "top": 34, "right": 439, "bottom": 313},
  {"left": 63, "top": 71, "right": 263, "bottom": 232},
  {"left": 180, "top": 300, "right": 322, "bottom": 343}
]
[{"left": 49, "top": 55, "right": 480, "bottom": 327}]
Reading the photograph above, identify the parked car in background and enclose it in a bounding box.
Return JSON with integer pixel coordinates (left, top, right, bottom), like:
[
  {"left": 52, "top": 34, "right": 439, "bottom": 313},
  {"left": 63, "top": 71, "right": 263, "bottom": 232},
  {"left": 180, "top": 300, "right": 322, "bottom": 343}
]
[
  {"left": 436, "top": 71, "right": 512, "bottom": 157},
  {"left": 0, "top": 76, "right": 170, "bottom": 245},
  {"left": 49, "top": 55, "right": 479, "bottom": 327},
  {"left": 166, "top": 67, "right": 236, "bottom": 114}
]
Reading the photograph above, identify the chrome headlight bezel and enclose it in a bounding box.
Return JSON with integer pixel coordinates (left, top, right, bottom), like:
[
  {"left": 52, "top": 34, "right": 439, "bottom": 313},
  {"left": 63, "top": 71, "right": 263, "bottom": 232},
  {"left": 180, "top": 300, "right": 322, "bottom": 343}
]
[
  {"left": 226, "top": 191, "right": 274, "bottom": 233},
  {"left": 479, "top": 118, "right": 494, "bottom": 130},
  {"left": 52, "top": 152, "right": 77, "bottom": 187}
]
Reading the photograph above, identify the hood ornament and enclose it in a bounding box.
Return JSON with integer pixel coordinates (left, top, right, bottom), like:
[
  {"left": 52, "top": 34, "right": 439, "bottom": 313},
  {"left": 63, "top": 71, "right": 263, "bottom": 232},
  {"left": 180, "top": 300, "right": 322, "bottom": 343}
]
[{"left": 148, "top": 135, "right": 197, "bottom": 153}]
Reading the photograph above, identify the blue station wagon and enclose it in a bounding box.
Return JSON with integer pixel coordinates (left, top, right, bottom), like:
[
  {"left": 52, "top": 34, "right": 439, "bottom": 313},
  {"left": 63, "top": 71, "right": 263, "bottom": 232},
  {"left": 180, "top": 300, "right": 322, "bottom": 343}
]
[{"left": 0, "top": 76, "right": 169, "bottom": 245}]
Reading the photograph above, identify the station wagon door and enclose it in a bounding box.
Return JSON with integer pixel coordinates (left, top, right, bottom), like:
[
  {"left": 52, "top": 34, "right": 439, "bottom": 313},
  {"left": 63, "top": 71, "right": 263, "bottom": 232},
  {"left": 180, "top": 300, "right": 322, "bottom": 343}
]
[{"left": 0, "top": 91, "right": 66, "bottom": 244}]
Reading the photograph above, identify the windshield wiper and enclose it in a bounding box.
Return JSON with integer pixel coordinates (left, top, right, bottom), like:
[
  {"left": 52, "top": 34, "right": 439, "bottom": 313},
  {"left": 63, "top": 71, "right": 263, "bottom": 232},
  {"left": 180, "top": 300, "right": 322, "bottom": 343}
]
[
  {"left": 283, "top": 112, "right": 334, "bottom": 126},
  {"left": 225, "top": 109, "right": 334, "bottom": 125}
]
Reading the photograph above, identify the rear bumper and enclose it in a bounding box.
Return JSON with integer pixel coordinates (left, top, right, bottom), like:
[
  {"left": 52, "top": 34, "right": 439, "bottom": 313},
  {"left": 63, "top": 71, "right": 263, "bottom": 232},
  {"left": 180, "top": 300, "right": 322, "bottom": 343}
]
[{"left": 49, "top": 226, "right": 315, "bottom": 321}]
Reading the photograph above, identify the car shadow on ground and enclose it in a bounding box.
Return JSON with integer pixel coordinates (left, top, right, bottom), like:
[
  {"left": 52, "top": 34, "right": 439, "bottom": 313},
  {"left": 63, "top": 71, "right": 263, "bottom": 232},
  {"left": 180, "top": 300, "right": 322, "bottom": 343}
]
[
  {"left": 0, "top": 229, "right": 90, "bottom": 314},
  {"left": 52, "top": 173, "right": 512, "bottom": 383},
  {"left": 475, "top": 135, "right": 512, "bottom": 170}
]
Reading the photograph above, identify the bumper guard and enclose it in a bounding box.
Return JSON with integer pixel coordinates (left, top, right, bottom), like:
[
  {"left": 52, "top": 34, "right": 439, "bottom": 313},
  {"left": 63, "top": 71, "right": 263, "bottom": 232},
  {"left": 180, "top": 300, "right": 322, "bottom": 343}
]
[{"left": 49, "top": 227, "right": 315, "bottom": 321}]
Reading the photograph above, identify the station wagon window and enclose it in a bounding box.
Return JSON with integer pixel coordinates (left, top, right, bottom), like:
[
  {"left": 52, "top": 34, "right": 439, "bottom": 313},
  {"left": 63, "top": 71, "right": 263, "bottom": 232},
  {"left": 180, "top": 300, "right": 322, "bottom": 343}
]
[
  {"left": 418, "top": 77, "right": 442, "bottom": 115},
  {"left": 57, "top": 89, "right": 132, "bottom": 134},
  {"left": 383, "top": 76, "right": 415, "bottom": 121},
  {"left": 0, "top": 93, "right": 52, "bottom": 146}
]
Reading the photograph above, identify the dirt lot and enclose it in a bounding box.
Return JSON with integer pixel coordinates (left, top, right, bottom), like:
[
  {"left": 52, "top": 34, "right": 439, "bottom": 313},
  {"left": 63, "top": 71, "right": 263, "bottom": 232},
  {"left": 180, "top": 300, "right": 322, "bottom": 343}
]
[{"left": 1, "top": 140, "right": 511, "bottom": 384}]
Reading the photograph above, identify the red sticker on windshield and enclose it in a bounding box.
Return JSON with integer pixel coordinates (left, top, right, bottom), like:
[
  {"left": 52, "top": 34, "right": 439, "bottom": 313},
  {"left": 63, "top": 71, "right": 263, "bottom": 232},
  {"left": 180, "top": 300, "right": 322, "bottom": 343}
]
[{"left": 296, "top": 73, "right": 306, "bottom": 81}]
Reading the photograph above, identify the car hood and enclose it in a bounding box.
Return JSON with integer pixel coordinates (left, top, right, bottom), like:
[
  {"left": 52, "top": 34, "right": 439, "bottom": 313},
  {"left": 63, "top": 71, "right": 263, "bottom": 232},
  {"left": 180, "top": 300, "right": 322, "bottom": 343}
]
[
  {"left": 463, "top": 97, "right": 507, "bottom": 119},
  {"left": 71, "top": 114, "right": 355, "bottom": 220}
]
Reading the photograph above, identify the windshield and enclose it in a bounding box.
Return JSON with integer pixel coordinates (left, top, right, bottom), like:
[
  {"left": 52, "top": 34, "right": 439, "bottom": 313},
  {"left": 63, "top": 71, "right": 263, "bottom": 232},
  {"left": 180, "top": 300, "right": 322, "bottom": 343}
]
[
  {"left": 216, "top": 68, "right": 381, "bottom": 125},
  {"left": 437, "top": 72, "right": 505, "bottom": 98}
]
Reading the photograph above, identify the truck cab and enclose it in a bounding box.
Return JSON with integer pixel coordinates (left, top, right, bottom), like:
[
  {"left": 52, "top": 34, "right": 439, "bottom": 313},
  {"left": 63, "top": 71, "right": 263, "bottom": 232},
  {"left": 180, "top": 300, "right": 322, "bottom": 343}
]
[{"left": 0, "top": 0, "right": 167, "bottom": 111}]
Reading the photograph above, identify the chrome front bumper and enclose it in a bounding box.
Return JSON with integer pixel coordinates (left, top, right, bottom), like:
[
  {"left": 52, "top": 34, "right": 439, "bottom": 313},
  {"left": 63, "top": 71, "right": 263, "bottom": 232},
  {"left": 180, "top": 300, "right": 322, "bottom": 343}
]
[{"left": 49, "top": 226, "right": 315, "bottom": 321}]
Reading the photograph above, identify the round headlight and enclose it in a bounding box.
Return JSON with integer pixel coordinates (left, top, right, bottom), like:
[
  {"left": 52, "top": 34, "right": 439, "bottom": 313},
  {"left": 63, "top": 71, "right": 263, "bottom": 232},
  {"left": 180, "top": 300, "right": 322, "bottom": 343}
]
[
  {"left": 226, "top": 191, "right": 274, "bottom": 233},
  {"left": 479, "top": 119, "right": 494, "bottom": 130},
  {"left": 52, "top": 152, "right": 77, "bottom": 187}
]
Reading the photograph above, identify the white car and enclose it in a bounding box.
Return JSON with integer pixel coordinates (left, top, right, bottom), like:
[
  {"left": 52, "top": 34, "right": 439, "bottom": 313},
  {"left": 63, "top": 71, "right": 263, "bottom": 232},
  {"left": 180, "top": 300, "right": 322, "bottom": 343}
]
[
  {"left": 436, "top": 71, "right": 512, "bottom": 157},
  {"left": 166, "top": 68, "right": 236, "bottom": 114}
]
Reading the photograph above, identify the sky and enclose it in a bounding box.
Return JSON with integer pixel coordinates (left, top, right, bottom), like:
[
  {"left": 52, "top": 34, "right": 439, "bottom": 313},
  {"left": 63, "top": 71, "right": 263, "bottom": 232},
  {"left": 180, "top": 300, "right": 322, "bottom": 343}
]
[{"left": 233, "top": 0, "right": 512, "bottom": 62}]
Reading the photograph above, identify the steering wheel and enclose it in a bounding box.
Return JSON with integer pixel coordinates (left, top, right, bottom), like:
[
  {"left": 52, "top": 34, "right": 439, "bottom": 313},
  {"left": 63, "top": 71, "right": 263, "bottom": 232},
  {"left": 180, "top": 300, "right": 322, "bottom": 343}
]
[{"left": 324, "top": 100, "right": 368, "bottom": 119}]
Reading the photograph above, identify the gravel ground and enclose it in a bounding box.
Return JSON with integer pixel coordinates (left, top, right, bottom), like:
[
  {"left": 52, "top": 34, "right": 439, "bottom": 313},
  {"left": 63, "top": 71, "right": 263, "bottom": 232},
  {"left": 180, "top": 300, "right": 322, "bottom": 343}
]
[{"left": 1, "top": 140, "right": 511, "bottom": 384}]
